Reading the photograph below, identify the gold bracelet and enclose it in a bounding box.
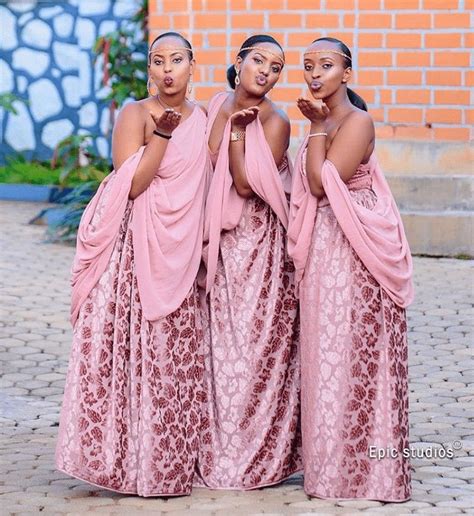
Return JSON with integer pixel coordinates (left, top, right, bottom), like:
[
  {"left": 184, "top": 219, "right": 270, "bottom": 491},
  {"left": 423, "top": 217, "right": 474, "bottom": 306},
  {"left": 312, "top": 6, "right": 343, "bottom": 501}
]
[
  {"left": 308, "top": 132, "right": 328, "bottom": 138},
  {"left": 230, "top": 130, "right": 245, "bottom": 142}
]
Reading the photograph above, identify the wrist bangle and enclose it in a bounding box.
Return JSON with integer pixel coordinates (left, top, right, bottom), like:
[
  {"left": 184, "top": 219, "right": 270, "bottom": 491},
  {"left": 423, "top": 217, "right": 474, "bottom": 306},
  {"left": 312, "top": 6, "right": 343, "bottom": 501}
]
[
  {"left": 153, "top": 130, "right": 172, "bottom": 140},
  {"left": 230, "top": 130, "right": 245, "bottom": 142},
  {"left": 308, "top": 132, "right": 328, "bottom": 138}
]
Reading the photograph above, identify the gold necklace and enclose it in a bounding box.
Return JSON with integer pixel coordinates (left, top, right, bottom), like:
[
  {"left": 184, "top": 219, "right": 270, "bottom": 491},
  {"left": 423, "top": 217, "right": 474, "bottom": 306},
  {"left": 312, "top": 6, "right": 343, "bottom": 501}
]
[{"left": 157, "top": 95, "right": 183, "bottom": 114}]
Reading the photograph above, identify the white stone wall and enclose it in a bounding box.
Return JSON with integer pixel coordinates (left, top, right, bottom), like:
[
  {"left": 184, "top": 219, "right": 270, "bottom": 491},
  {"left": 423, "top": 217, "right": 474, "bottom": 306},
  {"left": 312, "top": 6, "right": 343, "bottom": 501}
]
[{"left": 0, "top": 0, "right": 140, "bottom": 163}]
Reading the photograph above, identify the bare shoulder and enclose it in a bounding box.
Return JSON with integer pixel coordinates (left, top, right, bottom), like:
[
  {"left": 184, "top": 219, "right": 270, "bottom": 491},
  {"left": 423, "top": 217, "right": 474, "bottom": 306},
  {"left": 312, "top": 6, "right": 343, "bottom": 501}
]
[
  {"left": 272, "top": 106, "right": 290, "bottom": 127},
  {"left": 261, "top": 102, "right": 290, "bottom": 153},
  {"left": 116, "top": 100, "right": 147, "bottom": 124},
  {"left": 261, "top": 101, "right": 290, "bottom": 130},
  {"left": 342, "top": 108, "right": 374, "bottom": 132}
]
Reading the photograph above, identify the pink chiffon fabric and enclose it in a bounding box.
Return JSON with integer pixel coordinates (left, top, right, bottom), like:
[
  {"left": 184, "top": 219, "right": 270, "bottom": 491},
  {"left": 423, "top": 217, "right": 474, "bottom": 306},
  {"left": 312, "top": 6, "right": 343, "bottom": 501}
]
[
  {"left": 202, "top": 92, "right": 292, "bottom": 294},
  {"left": 288, "top": 136, "right": 414, "bottom": 307},
  {"left": 195, "top": 92, "right": 302, "bottom": 489},
  {"left": 71, "top": 106, "right": 210, "bottom": 324},
  {"left": 289, "top": 141, "right": 413, "bottom": 501},
  {"left": 56, "top": 107, "right": 210, "bottom": 496}
]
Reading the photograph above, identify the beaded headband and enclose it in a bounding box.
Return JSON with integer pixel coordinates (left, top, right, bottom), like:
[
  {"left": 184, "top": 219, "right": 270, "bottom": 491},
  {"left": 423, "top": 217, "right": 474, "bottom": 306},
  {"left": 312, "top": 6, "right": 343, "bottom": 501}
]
[
  {"left": 148, "top": 46, "right": 193, "bottom": 58},
  {"left": 239, "top": 46, "right": 285, "bottom": 65},
  {"left": 304, "top": 49, "right": 352, "bottom": 62}
]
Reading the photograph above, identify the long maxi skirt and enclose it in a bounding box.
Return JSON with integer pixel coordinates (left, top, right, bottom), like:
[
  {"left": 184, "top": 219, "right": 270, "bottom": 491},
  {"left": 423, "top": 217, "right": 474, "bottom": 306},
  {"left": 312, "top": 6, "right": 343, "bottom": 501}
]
[
  {"left": 196, "top": 196, "right": 302, "bottom": 489},
  {"left": 56, "top": 204, "right": 205, "bottom": 496},
  {"left": 300, "top": 188, "right": 411, "bottom": 502}
]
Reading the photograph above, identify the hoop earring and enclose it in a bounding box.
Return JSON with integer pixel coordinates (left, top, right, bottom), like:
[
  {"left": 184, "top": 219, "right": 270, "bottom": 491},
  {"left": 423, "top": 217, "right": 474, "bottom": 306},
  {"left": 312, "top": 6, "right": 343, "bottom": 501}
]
[
  {"left": 235, "top": 72, "right": 240, "bottom": 86},
  {"left": 147, "top": 77, "right": 158, "bottom": 96}
]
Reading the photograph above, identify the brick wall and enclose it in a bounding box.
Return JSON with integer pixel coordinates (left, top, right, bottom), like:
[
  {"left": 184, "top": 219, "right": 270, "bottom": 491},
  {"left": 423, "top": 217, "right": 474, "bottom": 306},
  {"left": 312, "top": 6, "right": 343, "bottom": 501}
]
[{"left": 149, "top": 0, "right": 473, "bottom": 143}]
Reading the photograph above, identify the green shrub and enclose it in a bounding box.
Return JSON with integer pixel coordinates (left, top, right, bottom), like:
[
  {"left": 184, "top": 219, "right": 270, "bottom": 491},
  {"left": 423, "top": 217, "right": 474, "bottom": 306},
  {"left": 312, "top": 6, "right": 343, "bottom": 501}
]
[
  {"left": 43, "top": 135, "right": 111, "bottom": 242},
  {"left": 37, "top": 0, "right": 147, "bottom": 243},
  {"left": 94, "top": 0, "right": 148, "bottom": 109},
  {"left": 0, "top": 156, "right": 60, "bottom": 185},
  {"left": 45, "top": 182, "right": 98, "bottom": 243},
  {"left": 0, "top": 147, "right": 109, "bottom": 188},
  {"left": 51, "top": 134, "right": 110, "bottom": 187}
]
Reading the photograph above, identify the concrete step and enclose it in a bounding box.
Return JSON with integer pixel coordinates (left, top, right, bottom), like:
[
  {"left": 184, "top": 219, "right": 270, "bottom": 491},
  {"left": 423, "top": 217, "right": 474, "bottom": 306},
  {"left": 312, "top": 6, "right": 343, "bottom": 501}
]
[
  {"left": 400, "top": 210, "right": 473, "bottom": 257},
  {"left": 376, "top": 141, "right": 473, "bottom": 176},
  {"left": 387, "top": 175, "right": 474, "bottom": 211}
]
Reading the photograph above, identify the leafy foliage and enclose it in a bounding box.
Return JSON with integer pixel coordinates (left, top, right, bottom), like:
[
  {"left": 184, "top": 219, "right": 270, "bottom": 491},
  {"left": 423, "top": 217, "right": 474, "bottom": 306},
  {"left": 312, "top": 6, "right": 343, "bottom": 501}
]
[
  {"left": 0, "top": 93, "right": 28, "bottom": 115},
  {"left": 37, "top": 0, "right": 148, "bottom": 243},
  {"left": 45, "top": 182, "right": 99, "bottom": 243},
  {"left": 0, "top": 155, "right": 59, "bottom": 185},
  {"left": 0, "top": 136, "right": 111, "bottom": 188},
  {"left": 94, "top": 0, "right": 149, "bottom": 108},
  {"left": 44, "top": 134, "right": 112, "bottom": 242},
  {"left": 51, "top": 134, "right": 110, "bottom": 187}
]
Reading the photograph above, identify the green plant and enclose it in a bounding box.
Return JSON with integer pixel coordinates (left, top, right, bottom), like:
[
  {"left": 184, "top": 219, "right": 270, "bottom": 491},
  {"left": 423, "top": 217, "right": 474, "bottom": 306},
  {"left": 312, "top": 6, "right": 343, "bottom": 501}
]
[
  {"left": 42, "top": 134, "right": 111, "bottom": 242},
  {"left": 94, "top": 0, "right": 148, "bottom": 109},
  {"left": 51, "top": 134, "right": 110, "bottom": 187},
  {"left": 45, "top": 182, "right": 99, "bottom": 243},
  {"left": 0, "top": 93, "right": 28, "bottom": 114},
  {"left": 42, "top": 0, "right": 148, "bottom": 243},
  {"left": 0, "top": 155, "right": 60, "bottom": 185}
]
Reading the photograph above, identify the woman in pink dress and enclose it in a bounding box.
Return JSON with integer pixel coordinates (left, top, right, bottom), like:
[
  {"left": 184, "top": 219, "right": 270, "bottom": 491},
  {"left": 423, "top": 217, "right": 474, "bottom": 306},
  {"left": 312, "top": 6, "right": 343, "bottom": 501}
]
[
  {"left": 195, "top": 35, "right": 301, "bottom": 489},
  {"left": 55, "top": 32, "right": 210, "bottom": 496},
  {"left": 288, "top": 37, "right": 414, "bottom": 501}
]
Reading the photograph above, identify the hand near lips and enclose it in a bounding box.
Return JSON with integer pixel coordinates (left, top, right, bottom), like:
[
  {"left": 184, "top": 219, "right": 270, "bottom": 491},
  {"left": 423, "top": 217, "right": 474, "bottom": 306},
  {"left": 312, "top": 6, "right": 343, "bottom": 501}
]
[
  {"left": 149, "top": 108, "right": 181, "bottom": 136},
  {"left": 297, "top": 97, "right": 330, "bottom": 124},
  {"left": 230, "top": 106, "right": 260, "bottom": 130}
]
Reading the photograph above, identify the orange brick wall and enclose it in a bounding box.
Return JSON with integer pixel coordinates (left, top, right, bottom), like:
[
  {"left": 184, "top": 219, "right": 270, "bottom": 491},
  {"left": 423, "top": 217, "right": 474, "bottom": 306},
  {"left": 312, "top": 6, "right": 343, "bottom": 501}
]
[{"left": 149, "top": 0, "right": 473, "bottom": 142}]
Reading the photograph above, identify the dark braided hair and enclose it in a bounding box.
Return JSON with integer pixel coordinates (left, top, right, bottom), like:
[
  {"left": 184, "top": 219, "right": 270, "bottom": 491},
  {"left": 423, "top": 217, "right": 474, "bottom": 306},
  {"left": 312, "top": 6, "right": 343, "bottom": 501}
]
[{"left": 313, "top": 37, "right": 367, "bottom": 111}]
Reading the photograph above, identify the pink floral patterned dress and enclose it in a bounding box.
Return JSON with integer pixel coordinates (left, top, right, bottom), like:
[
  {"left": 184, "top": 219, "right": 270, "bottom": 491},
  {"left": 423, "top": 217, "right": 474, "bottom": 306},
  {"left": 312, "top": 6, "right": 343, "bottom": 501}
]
[
  {"left": 293, "top": 150, "right": 412, "bottom": 502},
  {"left": 194, "top": 92, "right": 302, "bottom": 490},
  {"left": 56, "top": 107, "right": 210, "bottom": 497}
]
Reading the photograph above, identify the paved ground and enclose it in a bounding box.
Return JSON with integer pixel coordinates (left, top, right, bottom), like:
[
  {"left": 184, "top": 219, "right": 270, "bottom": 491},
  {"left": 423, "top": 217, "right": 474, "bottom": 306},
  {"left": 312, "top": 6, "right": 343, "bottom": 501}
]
[{"left": 0, "top": 200, "right": 472, "bottom": 515}]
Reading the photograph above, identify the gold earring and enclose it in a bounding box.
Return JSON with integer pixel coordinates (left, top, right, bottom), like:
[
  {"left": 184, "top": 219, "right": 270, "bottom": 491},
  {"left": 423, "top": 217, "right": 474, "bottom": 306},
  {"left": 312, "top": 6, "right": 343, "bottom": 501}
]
[
  {"left": 188, "top": 76, "right": 193, "bottom": 94},
  {"left": 147, "top": 77, "right": 158, "bottom": 96},
  {"left": 235, "top": 71, "right": 240, "bottom": 86}
]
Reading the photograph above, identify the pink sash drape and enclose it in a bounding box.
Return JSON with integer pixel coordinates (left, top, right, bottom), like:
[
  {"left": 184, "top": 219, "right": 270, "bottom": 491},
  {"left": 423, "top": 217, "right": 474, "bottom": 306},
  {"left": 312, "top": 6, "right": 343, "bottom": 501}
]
[
  {"left": 203, "top": 92, "right": 292, "bottom": 293},
  {"left": 288, "top": 135, "right": 414, "bottom": 308},
  {"left": 71, "top": 106, "right": 210, "bottom": 325}
]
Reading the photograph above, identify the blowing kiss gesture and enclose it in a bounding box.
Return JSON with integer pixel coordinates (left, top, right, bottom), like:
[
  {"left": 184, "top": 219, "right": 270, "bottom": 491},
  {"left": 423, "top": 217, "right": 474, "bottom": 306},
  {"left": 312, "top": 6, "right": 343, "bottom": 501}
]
[
  {"left": 230, "top": 106, "right": 260, "bottom": 131},
  {"left": 296, "top": 97, "right": 330, "bottom": 132},
  {"left": 149, "top": 107, "right": 182, "bottom": 137}
]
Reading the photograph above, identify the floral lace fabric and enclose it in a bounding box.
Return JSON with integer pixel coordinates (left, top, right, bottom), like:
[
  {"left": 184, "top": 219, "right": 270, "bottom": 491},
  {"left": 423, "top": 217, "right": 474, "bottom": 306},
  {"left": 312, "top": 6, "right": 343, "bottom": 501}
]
[
  {"left": 300, "top": 185, "right": 411, "bottom": 501},
  {"left": 195, "top": 196, "right": 302, "bottom": 489},
  {"left": 56, "top": 204, "right": 205, "bottom": 496}
]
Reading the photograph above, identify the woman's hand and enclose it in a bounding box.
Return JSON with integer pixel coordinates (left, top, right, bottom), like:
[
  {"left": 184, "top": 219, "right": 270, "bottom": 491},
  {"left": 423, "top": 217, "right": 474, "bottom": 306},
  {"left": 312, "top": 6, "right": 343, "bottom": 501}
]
[
  {"left": 297, "top": 97, "right": 330, "bottom": 125},
  {"left": 150, "top": 108, "right": 182, "bottom": 136},
  {"left": 230, "top": 106, "right": 260, "bottom": 131}
]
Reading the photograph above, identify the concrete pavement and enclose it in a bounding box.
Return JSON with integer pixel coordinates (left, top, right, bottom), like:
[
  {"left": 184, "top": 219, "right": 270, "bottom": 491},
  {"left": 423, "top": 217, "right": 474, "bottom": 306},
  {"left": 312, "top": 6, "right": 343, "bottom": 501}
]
[{"left": 0, "top": 200, "right": 472, "bottom": 515}]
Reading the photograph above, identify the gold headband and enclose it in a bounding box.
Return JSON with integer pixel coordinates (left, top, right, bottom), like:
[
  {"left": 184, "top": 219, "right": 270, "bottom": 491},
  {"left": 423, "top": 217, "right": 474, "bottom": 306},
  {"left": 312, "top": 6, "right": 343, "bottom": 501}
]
[
  {"left": 304, "top": 49, "right": 352, "bottom": 61},
  {"left": 148, "top": 46, "right": 192, "bottom": 57},
  {"left": 239, "top": 46, "right": 285, "bottom": 65}
]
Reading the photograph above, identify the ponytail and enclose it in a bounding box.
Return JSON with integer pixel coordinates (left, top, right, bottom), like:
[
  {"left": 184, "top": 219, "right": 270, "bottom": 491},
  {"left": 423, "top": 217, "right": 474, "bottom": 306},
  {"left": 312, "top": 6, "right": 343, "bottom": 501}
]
[{"left": 347, "top": 88, "right": 367, "bottom": 111}]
